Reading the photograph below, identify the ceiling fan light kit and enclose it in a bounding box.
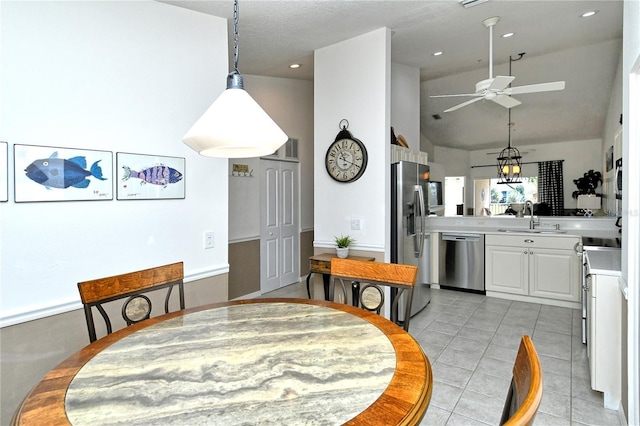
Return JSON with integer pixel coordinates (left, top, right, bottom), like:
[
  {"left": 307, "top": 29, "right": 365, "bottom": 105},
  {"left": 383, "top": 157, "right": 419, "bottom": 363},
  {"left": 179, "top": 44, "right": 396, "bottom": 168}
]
[{"left": 430, "top": 16, "right": 565, "bottom": 113}]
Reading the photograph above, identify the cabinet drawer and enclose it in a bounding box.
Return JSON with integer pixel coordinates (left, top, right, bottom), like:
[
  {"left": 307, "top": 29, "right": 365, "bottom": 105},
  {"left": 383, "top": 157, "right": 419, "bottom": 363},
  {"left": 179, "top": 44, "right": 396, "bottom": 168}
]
[
  {"left": 309, "top": 259, "right": 332, "bottom": 274},
  {"left": 486, "top": 234, "right": 579, "bottom": 250}
]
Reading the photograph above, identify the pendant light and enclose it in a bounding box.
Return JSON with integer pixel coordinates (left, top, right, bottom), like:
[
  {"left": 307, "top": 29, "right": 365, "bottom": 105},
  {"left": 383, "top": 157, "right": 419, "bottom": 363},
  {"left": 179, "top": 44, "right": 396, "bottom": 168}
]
[
  {"left": 497, "top": 54, "right": 523, "bottom": 184},
  {"left": 497, "top": 108, "right": 522, "bottom": 184},
  {"left": 183, "top": 0, "right": 288, "bottom": 158}
]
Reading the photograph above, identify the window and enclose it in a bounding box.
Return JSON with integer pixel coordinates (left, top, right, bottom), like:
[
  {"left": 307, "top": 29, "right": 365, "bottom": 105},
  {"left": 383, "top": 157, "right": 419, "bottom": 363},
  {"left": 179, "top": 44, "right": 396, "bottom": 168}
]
[{"left": 474, "top": 177, "right": 538, "bottom": 216}]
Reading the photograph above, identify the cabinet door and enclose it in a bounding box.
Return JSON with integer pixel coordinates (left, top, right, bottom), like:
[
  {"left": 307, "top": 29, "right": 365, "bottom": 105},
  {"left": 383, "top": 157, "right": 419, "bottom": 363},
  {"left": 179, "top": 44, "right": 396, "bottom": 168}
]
[
  {"left": 587, "top": 275, "right": 597, "bottom": 389},
  {"left": 529, "top": 248, "right": 580, "bottom": 302},
  {"left": 485, "top": 245, "right": 528, "bottom": 295}
]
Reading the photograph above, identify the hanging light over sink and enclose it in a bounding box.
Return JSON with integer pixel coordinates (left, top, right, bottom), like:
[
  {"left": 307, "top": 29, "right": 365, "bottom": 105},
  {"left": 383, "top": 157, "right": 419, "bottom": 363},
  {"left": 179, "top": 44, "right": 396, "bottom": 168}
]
[
  {"left": 497, "top": 55, "right": 523, "bottom": 184},
  {"left": 497, "top": 108, "right": 522, "bottom": 184}
]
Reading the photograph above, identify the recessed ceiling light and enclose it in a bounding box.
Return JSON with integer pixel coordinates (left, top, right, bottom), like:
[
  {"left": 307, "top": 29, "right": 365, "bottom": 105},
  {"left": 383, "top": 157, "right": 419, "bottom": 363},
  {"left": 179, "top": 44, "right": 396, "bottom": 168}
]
[
  {"left": 501, "top": 32, "right": 514, "bottom": 38},
  {"left": 433, "top": 51, "right": 443, "bottom": 56},
  {"left": 289, "top": 63, "right": 301, "bottom": 69},
  {"left": 581, "top": 10, "right": 598, "bottom": 18}
]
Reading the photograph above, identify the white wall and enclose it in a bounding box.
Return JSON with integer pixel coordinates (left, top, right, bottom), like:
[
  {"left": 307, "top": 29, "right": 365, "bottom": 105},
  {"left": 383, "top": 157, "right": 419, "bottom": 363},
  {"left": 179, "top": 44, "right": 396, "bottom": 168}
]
[
  {"left": 470, "top": 139, "right": 602, "bottom": 210},
  {"left": 433, "top": 139, "right": 602, "bottom": 213},
  {"left": 601, "top": 53, "right": 624, "bottom": 216},
  {"left": 0, "top": 1, "right": 229, "bottom": 327},
  {"left": 391, "top": 63, "right": 420, "bottom": 150},
  {"left": 228, "top": 75, "right": 314, "bottom": 241},
  {"left": 314, "top": 28, "right": 390, "bottom": 253},
  {"left": 622, "top": 1, "right": 640, "bottom": 423}
]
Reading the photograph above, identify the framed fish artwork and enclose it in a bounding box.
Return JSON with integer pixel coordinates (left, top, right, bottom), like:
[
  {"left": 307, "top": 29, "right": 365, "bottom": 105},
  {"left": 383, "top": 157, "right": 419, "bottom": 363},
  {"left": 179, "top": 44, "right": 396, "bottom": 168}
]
[
  {"left": 1, "top": 142, "right": 7, "bottom": 202},
  {"left": 116, "top": 152, "right": 185, "bottom": 200},
  {"left": 13, "top": 144, "right": 113, "bottom": 202}
]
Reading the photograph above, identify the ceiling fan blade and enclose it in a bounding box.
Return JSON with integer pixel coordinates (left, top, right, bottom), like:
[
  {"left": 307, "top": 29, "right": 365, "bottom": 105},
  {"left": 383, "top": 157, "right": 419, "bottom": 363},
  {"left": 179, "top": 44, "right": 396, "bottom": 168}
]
[
  {"left": 489, "top": 75, "right": 516, "bottom": 91},
  {"left": 505, "top": 81, "right": 565, "bottom": 95},
  {"left": 431, "top": 93, "right": 482, "bottom": 98},
  {"left": 444, "top": 97, "right": 483, "bottom": 112},
  {"left": 492, "top": 95, "right": 521, "bottom": 109}
]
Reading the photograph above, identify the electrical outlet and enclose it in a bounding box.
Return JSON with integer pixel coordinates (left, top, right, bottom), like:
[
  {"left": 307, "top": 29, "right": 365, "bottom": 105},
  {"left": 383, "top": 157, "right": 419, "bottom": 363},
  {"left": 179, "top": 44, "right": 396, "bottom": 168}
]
[
  {"left": 204, "top": 231, "right": 215, "bottom": 249},
  {"left": 351, "top": 218, "right": 361, "bottom": 231}
]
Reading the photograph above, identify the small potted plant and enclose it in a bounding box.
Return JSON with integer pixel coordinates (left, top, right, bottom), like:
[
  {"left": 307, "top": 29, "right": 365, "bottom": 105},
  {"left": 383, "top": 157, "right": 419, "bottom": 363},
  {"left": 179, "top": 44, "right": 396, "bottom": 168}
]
[{"left": 334, "top": 234, "right": 354, "bottom": 259}]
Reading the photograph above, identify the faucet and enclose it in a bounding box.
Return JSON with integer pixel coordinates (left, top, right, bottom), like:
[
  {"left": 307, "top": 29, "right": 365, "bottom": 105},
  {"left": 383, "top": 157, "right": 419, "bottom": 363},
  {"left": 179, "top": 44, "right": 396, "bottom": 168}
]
[{"left": 525, "top": 200, "right": 537, "bottom": 229}]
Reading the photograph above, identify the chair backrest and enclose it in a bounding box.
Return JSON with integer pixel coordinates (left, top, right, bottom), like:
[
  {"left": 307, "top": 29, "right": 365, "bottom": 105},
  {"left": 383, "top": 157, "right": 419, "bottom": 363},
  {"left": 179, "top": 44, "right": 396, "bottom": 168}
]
[
  {"left": 330, "top": 258, "right": 418, "bottom": 331},
  {"left": 77, "top": 262, "right": 185, "bottom": 342},
  {"left": 500, "top": 335, "right": 543, "bottom": 426}
]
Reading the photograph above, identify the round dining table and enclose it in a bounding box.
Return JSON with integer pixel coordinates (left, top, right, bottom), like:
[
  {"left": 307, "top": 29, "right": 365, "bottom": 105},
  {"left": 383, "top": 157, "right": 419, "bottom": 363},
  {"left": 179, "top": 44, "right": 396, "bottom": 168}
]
[{"left": 12, "top": 298, "right": 432, "bottom": 425}]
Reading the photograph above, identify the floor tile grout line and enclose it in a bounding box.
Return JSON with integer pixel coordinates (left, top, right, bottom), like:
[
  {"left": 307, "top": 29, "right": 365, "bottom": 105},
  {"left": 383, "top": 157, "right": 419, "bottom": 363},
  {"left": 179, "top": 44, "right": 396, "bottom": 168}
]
[{"left": 264, "top": 282, "right": 622, "bottom": 426}]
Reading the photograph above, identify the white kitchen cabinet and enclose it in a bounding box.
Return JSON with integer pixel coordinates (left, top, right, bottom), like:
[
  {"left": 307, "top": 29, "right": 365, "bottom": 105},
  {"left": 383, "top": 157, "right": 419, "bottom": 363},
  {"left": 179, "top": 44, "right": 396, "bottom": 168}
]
[
  {"left": 485, "top": 234, "right": 581, "bottom": 303},
  {"left": 485, "top": 245, "right": 528, "bottom": 295},
  {"left": 586, "top": 258, "right": 622, "bottom": 409},
  {"left": 530, "top": 248, "right": 580, "bottom": 301}
]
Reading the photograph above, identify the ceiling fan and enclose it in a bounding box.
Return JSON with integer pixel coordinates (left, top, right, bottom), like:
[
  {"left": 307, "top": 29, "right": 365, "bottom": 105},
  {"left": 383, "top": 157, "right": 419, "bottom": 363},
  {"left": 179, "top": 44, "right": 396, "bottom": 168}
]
[{"left": 431, "top": 16, "right": 565, "bottom": 113}]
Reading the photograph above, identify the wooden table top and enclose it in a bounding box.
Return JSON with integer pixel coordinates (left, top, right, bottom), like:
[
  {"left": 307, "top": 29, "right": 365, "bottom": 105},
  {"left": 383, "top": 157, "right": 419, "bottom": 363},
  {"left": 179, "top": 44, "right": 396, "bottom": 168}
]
[{"left": 12, "top": 298, "right": 432, "bottom": 426}]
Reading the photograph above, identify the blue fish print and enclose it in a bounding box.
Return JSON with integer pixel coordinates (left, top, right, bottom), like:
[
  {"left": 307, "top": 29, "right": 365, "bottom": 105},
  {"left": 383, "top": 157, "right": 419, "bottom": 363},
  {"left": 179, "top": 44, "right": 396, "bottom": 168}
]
[
  {"left": 122, "top": 165, "right": 183, "bottom": 188},
  {"left": 25, "top": 152, "right": 107, "bottom": 189}
]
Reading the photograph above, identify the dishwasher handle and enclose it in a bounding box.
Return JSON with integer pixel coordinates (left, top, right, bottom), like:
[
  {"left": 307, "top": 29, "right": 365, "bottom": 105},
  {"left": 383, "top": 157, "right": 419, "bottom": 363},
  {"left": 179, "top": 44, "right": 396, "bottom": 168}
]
[{"left": 441, "top": 233, "right": 481, "bottom": 242}]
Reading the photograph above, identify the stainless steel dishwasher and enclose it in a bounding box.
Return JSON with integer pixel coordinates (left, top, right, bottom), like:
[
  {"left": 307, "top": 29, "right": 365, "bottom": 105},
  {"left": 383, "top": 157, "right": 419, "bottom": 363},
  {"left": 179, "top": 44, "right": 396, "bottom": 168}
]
[{"left": 439, "top": 233, "right": 485, "bottom": 293}]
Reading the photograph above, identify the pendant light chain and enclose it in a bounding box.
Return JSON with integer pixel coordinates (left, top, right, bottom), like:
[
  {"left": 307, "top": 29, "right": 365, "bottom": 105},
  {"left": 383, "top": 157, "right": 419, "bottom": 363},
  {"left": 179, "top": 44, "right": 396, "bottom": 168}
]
[
  {"left": 507, "top": 108, "right": 512, "bottom": 148},
  {"left": 232, "top": 0, "right": 239, "bottom": 73}
]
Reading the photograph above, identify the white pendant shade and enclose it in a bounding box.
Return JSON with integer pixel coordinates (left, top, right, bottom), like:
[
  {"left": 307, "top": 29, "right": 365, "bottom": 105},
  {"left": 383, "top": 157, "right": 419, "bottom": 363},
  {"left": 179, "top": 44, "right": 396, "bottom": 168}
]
[{"left": 183, "top": 87, "right": 288, "bottom": 158}]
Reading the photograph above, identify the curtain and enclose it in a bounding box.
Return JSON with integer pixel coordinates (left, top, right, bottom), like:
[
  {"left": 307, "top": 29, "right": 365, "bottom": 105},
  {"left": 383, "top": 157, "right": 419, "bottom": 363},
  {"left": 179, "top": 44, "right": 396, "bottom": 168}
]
[{"left": 538, "top": 160, "right": 564, "bottom": 216}]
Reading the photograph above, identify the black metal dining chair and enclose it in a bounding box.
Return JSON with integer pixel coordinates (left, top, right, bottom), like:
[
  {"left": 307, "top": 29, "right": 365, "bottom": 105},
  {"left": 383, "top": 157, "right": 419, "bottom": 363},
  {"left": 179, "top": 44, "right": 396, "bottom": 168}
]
[
  {"left": 330, "top": 258, "right": 418, "bottom": 331},
  {"left": 500, "top": 335, "right": 543, "bottom": 426},
  {"left": 77, "top": 262, "right": 185, "bottom": 342}
]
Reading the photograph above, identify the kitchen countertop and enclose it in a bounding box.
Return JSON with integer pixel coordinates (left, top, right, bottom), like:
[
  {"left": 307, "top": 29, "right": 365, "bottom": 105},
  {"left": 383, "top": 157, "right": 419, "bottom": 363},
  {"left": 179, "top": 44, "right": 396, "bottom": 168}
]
[
  {"left": 426, "top": 216, "right": 620, "bottom": 241},
  {"left": 585, "top": 247, "right": 622, "bottom": 276},
  {"left": 429, "top": 227, "right": 619, "bottom": 241}
]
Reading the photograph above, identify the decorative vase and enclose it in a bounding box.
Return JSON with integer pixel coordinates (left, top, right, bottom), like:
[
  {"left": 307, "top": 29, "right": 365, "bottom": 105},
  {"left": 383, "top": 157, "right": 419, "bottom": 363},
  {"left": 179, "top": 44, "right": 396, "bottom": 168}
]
[{"left": 336, "top": 247, "right": 349, "bottom": 259}]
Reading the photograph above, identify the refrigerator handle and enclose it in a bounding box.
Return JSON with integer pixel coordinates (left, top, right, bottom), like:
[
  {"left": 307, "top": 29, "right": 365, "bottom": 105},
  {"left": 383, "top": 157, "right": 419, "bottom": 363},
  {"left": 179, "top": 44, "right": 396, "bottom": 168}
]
[{"left": 415, "top": 185, "right": 426, "bottom": 258}]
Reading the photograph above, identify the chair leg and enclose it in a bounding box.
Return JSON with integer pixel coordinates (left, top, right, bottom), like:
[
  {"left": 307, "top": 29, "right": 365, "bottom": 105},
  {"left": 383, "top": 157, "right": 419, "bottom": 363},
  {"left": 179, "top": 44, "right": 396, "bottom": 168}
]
[{"left": 306, "top": 273, "right": 312, "bottom": 298}]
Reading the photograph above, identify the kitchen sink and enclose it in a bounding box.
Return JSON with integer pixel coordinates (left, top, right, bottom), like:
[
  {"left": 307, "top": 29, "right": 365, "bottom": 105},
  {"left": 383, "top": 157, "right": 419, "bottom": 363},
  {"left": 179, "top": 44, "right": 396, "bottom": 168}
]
[{"left": 497, "top": 229, "right": 567, "bottom": 234}]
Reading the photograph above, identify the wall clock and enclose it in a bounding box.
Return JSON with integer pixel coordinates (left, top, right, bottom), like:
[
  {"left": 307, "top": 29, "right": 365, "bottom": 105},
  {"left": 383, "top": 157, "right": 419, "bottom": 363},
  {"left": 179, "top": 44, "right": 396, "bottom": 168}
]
[{"left": 325, "top": 120, "right": 368, "bottom": 183}]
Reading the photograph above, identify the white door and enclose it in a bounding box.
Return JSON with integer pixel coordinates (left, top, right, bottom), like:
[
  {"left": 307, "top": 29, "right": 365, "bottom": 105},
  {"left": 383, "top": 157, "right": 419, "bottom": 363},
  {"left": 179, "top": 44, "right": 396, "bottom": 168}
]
[{"left": 260, "top": 160, "right": 299, "bottom": 293}]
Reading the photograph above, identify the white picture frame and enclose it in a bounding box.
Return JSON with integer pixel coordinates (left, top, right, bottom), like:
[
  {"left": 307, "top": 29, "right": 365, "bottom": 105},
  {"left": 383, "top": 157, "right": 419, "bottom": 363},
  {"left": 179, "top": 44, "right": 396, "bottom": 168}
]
[{"left": 116, "top": 152, "right": 185, "bottom": 200}]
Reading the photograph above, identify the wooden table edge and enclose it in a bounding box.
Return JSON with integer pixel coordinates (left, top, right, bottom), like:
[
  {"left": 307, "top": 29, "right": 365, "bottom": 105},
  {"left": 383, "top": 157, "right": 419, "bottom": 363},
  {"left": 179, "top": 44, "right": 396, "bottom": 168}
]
[{"left": 12, "top": 298, "right": 432, "bottom": 426}]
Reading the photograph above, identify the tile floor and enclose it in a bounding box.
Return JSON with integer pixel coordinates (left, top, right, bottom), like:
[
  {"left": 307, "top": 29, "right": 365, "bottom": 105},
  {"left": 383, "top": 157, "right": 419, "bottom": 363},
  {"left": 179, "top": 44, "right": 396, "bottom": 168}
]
[{"left": 261, "top": 281, "right": 623, "bottom": 426}]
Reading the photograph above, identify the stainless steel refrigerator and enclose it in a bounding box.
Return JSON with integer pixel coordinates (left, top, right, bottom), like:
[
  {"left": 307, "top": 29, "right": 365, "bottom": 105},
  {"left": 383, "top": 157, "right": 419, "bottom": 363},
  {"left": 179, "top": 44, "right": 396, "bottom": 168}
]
[{"left": 391, "top": 161, "right": 431, "bottom": 318}]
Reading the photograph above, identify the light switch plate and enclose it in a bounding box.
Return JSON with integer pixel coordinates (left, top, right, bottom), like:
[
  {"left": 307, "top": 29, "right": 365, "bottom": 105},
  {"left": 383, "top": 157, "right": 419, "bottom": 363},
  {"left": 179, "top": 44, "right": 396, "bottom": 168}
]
[{"left": 204, "top": 231, "right": 215, "bottom": 249}]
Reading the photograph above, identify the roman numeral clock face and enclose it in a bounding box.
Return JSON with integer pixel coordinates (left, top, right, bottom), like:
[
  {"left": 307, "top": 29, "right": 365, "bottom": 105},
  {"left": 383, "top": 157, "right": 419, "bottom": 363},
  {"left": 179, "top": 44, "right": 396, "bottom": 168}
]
[{"left": 325, "top": 137, "right": 368, "bottom": 183}]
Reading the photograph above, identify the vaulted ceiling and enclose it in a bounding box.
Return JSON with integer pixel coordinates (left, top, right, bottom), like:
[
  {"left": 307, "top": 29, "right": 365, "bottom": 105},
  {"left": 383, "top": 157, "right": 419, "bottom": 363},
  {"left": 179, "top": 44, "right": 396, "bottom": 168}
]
[{"left": 162, "top": 0, "right": 623, "bottom": 150}]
